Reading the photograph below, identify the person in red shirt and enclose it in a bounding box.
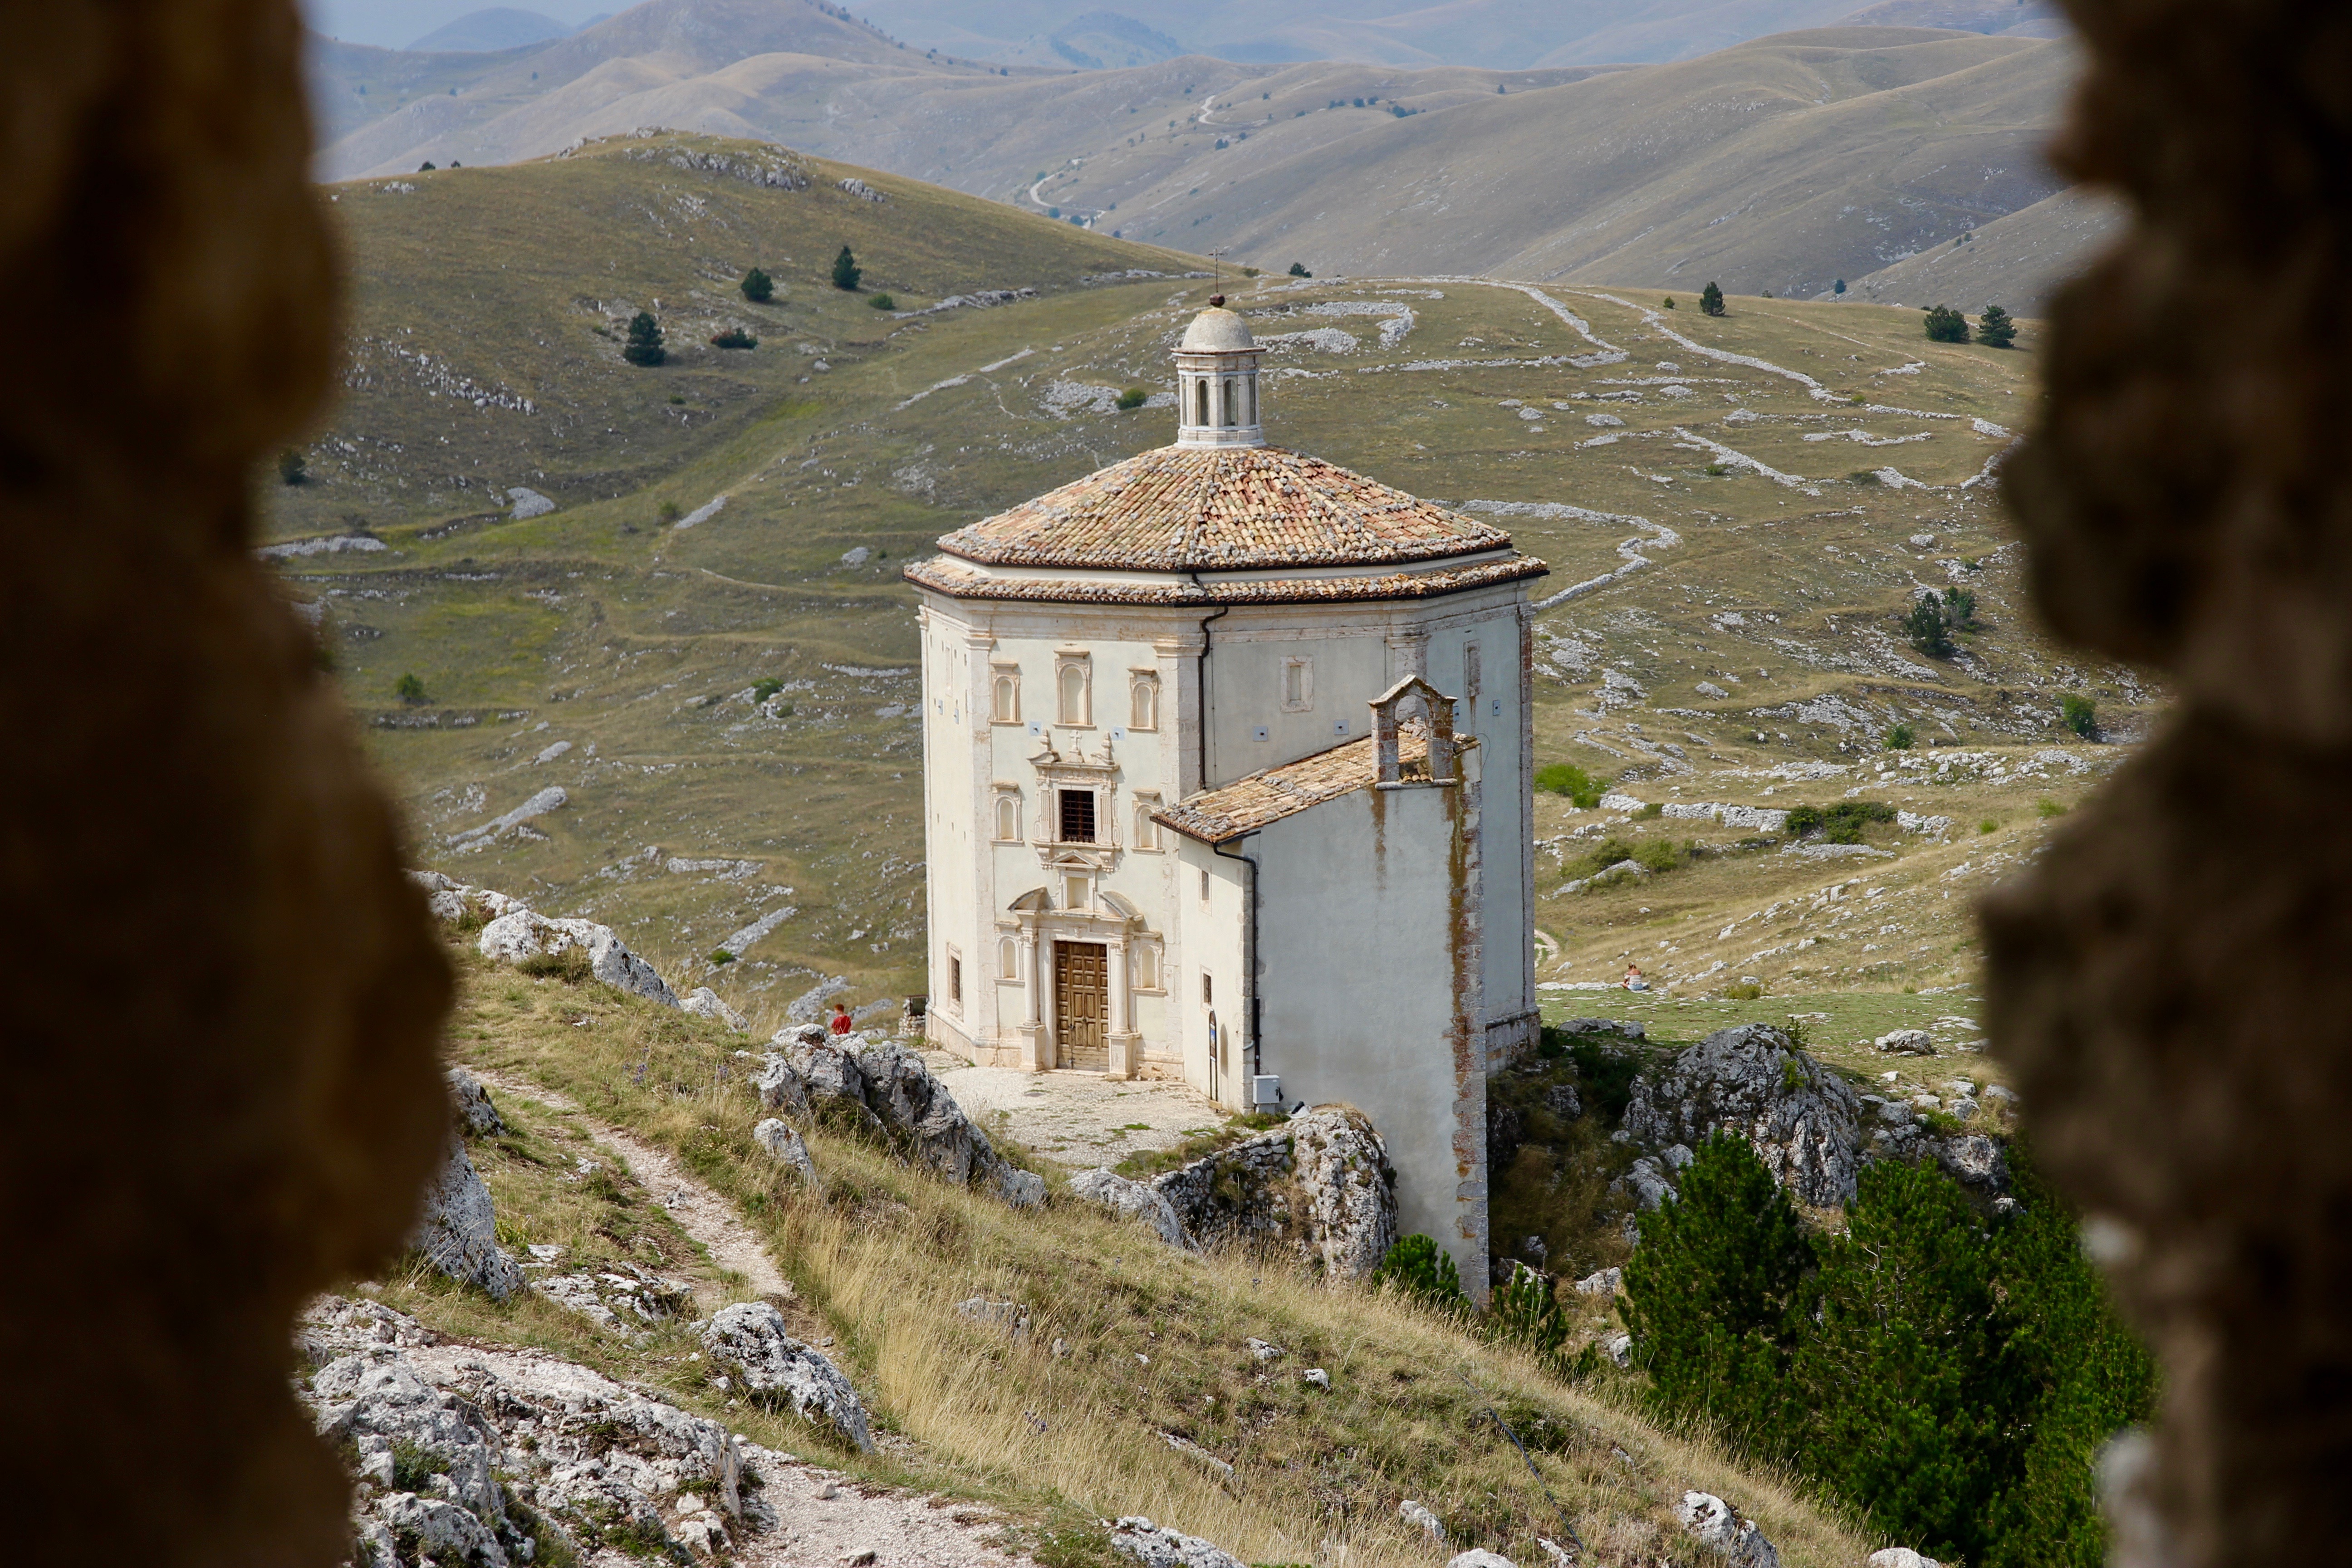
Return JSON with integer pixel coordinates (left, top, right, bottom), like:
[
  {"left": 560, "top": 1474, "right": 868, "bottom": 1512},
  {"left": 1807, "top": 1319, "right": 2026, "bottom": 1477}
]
[{"left": 828, "top": 1002, "right": 853, "bottom": 1036}]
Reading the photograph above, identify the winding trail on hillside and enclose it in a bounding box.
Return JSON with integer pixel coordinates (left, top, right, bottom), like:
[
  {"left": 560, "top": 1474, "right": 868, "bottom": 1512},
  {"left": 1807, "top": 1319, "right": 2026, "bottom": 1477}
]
[{"left": 470, "top": 1068, "right": 791, "bottom": 1301}]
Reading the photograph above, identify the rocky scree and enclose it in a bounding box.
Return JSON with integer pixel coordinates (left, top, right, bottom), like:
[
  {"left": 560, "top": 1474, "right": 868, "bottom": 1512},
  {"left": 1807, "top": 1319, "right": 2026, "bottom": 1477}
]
[{"left": 412, "top": 870, "right": 681, "bottom": 1009}]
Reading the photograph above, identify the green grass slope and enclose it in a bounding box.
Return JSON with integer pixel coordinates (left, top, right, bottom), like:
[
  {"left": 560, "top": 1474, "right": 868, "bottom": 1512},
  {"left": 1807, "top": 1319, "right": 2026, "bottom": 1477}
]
[
  {"left": 1842, "top": 186, "right": 2123, "bottom": 314},
  {"left": 384, "top": 943, "right": 1884, "bottom": 1568},
  {"left": 271, "top": 133, "right": 2146, "bottom": 1036}
]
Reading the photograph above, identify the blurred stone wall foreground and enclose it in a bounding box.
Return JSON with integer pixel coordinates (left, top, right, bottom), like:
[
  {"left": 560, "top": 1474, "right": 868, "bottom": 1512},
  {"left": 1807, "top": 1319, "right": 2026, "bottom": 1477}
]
[
  {"left": 0, "top": 3, "right": 452, "bottom": 1564},
  {"left": 1989, "top": 2, "right": 2352, "bottom": 1565}
]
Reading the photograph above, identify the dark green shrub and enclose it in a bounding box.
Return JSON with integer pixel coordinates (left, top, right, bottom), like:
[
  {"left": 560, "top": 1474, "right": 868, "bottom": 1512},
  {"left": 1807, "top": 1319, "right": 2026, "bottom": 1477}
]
[
  {"left": 1632, "top": 801, "right": 1663, "bottom": 820},
  {"left": 1944, "top": 586, "right": 1979, "bottom": 627},
  {"left": 1724, "top": 981, "right": 1764, "bottom": 1000},
  {"left": 1288, "top": 261, "right": 1311, "bottom": 277},
  {"left": 1115, "top": 387, "right": 1148, "bottom": 411},
  {"left": 622, "top": 311, "right": 665, "bottom": 367},
  {"left": 1534, "top": 762, "right": 1602, "bottom": 808},
  {"left": 2061, "top": 694, "right": 2096, "bottom": 738},
  {"left": 1885, "top": 722, "right": 1916, "bottom": 750},
  {"left": 277, "top": 449, "right": 307, "bottom": 485},
  {"left": 710, "top": 328, "right": 758, "bottom": 349},
  {"left": 832, "top": 245, "right": 862, "bottom": 291},
  {"left": 1924, "top": 304, "right": 1971, "bottom": 343},
  {"left": 1374, "top": 1235, "right": 1466, "bottom": 1311},
  {"left": 1793, "top": 1161, "right": 2027, "bottom": 1563},
  {"left": 394, "top": 672, "right": 427, "bottom": 705},
  {"left": 868, "top": 292, "right": 896, "bottom": 310},
  {"left": 740, "top": 266, "right": 774, "bottom": 302},
  {"left": 1490, "top": 1261, "right": 1568, "bottom": 1364},
  {"left": 1785, "top": 801, "right": 1896, "bottom": 843},
  {"left": 1633, "top": 840, "right": 1682, "bottom": 873},
  {"left": 1904, "top": 592, "right": 1955, "bottom": 657},
  {"left": 710, "top": 949, "right": 736, "bottom": 965},
  {"left": 1622, "top": 1133, "right": 1815, "bottom": 1446},
  {"left": 1977, "top": 304, "right": 2017, "bottom": 348},
  {"left": 1834, "top": 278, "right": 1847, "bottom": 295},
  {"left": 1979, "top": 818, "right": 1998, "bottom": 834},
  {"left": 1700, "top": 282, "right": 1725, "bottom": 316},
  {"left": 1662, "top": 296, "right": 1676, "bottom": 310},
  {"left": 752, "top": 679, "right": 784, "bottom": 703}
]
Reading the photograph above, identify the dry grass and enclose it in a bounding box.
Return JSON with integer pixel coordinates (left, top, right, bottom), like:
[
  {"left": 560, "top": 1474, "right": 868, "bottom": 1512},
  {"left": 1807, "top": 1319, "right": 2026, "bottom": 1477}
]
[{"left": 408, "top": 946, "right": 1880, "bottom": 1567}]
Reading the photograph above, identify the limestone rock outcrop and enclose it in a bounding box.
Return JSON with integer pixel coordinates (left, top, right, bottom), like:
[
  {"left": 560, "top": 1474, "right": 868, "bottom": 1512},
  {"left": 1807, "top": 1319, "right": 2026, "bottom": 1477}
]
[
  {"left": 478, "top": 907, "right": 680, "bottom": 1007},
  {"left": 1110, "top": 1516, "right": 1250, "bottom": 1568},
  {"left": 753, "top": 1117, "right": 817, "bottom": 1182},
  {"left": 303, "top": 1297, "right": 786, "bottom": 1565},
  {"left": 1073, "top": 1166, "right": 1195, "bottom": 1248},
  {"left": 447, "top": 1066, "right": 505, "bottom": 1138},
  {"left": 410, "top": 1140, "right": 528, "bottom": 1302},
  {"left": 700, "top": 1301, "right": 872, "bottom": 1451},
  {"left": 1149, "top": 1107, "right": 1398, "bottom": 1277},
  {"left": 1622, "top": 1025, "right": 1864, "bottom": 1206},
  {"left": 682, "top": 986, "right": 748, "bottom": 1029},
  {"left": 1676, "top": 1491, "right": 1780, "bottom": 1568},
  {"left": 767, "top": 1030, "right": 1041, "bottom": 1208}
]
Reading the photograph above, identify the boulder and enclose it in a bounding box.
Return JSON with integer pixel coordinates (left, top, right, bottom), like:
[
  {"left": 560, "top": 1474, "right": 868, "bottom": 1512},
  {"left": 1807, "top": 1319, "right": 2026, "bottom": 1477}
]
[
  {"left": 1000, "top": 1166, "right": 1047, "bottom": 1210},
  {"left": 682, "top": 987, "right": 748, "bottom": 1030},
  {"left": 410, "top": 1140, "right": 525, "bottom": 1301},
  {"left": 752, "top": 1117, "right": 816, "bottom": 1181},
  {"left": 477, "top": 909, "right": 679, "bottom": 1008},
  {"left": 1448, "top": 1553, "right": 1517, "bottom": 1568},
  {"left": 754, "top": 1053, "right": 811, "bottom": 1118},
  {"left": 447, "top": 1067, "right": 505, "bottom": 1137},
  {"left": 1400, "top": 1499, "right": 1447, "bottom": 1541},
  {"left": 1109, "top": 1516, "right": 1248, "bottom": 1568},
  {"left": 1072, "top": 1167, "right": 1193, "bottom": 1248},
  {"left": 955, "top": 1298, "right": 1031, "bottom": 1340},
  {"left": 1150, "top": 1107, "right": 1397, "bottom": 1277},
  {"left": 1556, "top": 1018, "right": 1646, "bottom": 1040},
  {"left": 1676, "top": 1491, "right": 1780, "bottom": 1568},
  {"left": 1934, "top": 1133, "right": 2008, "bottom": 1189},
  {"left": 1573, "top": 1266, "right": 1623, "bottom": 1299},
  {"left": 1622, "top": 1025, "right": 1864, "bottom": 1206},
  {"left": 1875, "top": 1029, "right": 1936, "bottom": 1055},
  {"left": 699, "top": 1301, "right": 871, "bottom": 1451},
  {"left": 1867, "top": 1551, "right": 1941, "bottom": 1568}
]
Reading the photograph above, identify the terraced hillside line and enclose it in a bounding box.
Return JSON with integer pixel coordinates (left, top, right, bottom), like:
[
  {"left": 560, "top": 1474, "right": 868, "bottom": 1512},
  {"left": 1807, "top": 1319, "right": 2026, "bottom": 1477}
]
[{"left": 470, "top": 1068, "right": 793, "bottom": 1302}]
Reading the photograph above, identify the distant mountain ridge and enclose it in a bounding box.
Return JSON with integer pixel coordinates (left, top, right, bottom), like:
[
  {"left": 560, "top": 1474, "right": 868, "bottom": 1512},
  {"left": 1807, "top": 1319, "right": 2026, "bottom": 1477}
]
[{"left": 406, "top": 7, "right": 578, "bottom": 52}]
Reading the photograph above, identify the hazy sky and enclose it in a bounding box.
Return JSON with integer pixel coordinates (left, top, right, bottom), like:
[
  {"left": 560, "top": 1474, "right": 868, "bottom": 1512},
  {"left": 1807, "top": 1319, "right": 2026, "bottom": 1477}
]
[{"left": 304, "top": 0, "right": 609, "bottom": 49}]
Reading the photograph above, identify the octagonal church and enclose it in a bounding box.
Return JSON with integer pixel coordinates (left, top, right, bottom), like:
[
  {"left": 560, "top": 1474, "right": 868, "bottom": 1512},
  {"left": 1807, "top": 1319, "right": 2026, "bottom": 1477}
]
[{"left": 904, "top": 304, "right": 1547, "bottom": 1284}]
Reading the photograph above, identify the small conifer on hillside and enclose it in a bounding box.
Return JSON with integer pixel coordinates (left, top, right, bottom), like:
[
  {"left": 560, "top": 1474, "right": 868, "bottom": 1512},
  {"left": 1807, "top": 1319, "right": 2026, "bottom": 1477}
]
[
  {"left": 1924, "top": 304, "right": 1971, "bottom": 343},
  {"left": 1834, "top": 278, "right": 1847, "bottom": 294},
  {"left": 740, "top": 266, "right": 774, "bottom": 303},
  {"left": 1977, "top": 303, "right": 2017, "bottom": 348},
  {"left": 832, "top": 245, "right": 862, "bottom": 291},
  {"left": 1288, "top": 261, "right": 1311, "bottom": 277},
  {"left": 277, "top": 449, "right": 307, "bottom": 485},
  {"left": 1904, "top": 591, "right": 1956, "bottom": 657},
  {"left": 1700, "top": 281, "right": 1725, "bottom": 316},
  {"left": 1662, "top": 295, "right": 1676, "bottom": 309},
  {"left": 622, "top": 311, "right": 665, "bottom": 367},
  {"left": 394, "top": 672, "right": 428, "bottom": 705}
]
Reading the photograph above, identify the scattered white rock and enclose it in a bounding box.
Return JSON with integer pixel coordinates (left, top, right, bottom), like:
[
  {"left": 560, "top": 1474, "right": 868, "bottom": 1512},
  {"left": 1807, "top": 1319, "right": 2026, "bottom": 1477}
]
[
  {"left": 1448, "top": 1553, "right": 1517, "bottom": 1568},
  {"left": 447, "top": 1066, "right": 505, "bottom": 1137},
  {"left": 1868, "top": 1551, "right": 1942, "bottom": 1568},
  {"left": 1302, "top": 1367, "right": 1330, "bottom": 1389},
  {"left": 1247, "top": 1337, "right": 1285, "bottom": 1362},
  {"left": 1603, "top": 1332, "right": 1633, "bottom": 1367},
  {"left": 478, "top": 907, "right": 680, "bottom": 1007},
  {"left": 507, "top": 487, "right": 555, "bottom": 519},
  {"left": 682, "top": 986, "right": 749, "bottom": 1030},
  {"left": 842, "top": 546, "right": 872, "bottom": 566},
  {"left": 700, "top": 1302, "right": 872, "bottom": 1451},
  {"left": 448, "top": 785, "right": 569, "bottom": 848},
  {"left": 1876, "top": 1029, "right": 1936, "bottom": 1056},
  {"left": 1071, "top": 1166, "right": 1193, "bottom": 1249},
  {"left": 955, "top": 1298, "right": 1032, "bottom": 1340},
  {"left": 752, "top": 1118, "right": 817, "bottom": 1181},
  {"left": 411, "top": 1140, "right": 526, "bottom": 1301},
  {"left": 1400, "top": 1500, "right": 1448, "bottom": 1541},
  {"left": 1110, "top": 1516, "right": 1248, "bottom": 1568},
  {"left": 1573, "top": 1266, "right": 1623, "bottom": 1299},
  {"left": 1676, "top": 1491, "right": 1780, "bottom": 1568}
]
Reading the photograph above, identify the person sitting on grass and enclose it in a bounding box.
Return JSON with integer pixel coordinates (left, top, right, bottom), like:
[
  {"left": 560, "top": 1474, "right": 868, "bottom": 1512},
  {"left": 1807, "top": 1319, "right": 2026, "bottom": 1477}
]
[{"left": 1623, "top": 963, "right": 1650, "bottom": 992}]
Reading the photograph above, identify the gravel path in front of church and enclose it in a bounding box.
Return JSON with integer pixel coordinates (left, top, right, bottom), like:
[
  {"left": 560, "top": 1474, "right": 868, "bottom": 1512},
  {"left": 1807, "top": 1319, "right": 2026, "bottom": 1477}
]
[{"left": 921, "top": 1053, "right": 1229, "bottom": 1167}]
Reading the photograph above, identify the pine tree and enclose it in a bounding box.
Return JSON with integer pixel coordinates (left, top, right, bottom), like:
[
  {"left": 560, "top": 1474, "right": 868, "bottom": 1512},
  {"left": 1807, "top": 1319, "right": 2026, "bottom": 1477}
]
[
  {"left": 1621, "top": 1132, "right": 1814, "bottom": 1450},
  {"left": 1374, "top": 1234, "right": 1467, "bottom": 1312},
  {"left": 832, "top": 245, "right": 862, "bottom": 291},
  {"left": 1977, "top": 304, "right": 2017, "bottom": 348},
  {"left": 1903, "top": 592, "right": 1955, "bottom": 657},
  {"left": 1288, "top": 261, "right": 1312, "bottom": 277},
  {"left": 1792, "top": 1161, "right": 2030, "bottom": 1565},
  {"left": 1834, "top": 278, "right": 1847, "bottom": 295},
  {"left": 1700, "top": 281, "right": 1726, "bottom": 317},
  {"left": 622, "top": 311, "right": 665, "bottom": 367},
  {"left": 1924, "top": 304, "right": 1971, "bottom": 343},
  {"left": 740, "top": 266, "right": 774, "bottom": 303}
]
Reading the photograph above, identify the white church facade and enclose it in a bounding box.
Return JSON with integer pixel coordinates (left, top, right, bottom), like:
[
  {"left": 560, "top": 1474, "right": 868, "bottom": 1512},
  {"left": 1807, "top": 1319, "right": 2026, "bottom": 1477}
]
[{"left": 904, "top": 305, "right": 1547, "bottom": 1285}]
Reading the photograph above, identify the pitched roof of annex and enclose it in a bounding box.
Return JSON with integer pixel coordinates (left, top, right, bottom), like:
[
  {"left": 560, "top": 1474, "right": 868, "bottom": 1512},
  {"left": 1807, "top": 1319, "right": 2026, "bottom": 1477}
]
[
  {"left": 1152, "top": 720, "right": 1474, "bottom": 844},
  {"left": 929, "top": 444, "right": 1521, "bottom": 573}
]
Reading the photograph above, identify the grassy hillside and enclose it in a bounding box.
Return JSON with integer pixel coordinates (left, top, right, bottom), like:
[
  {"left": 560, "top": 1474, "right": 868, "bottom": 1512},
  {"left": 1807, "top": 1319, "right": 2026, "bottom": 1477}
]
[
  {"left": 311, "top": 3, "right": 2082, "bottom": 302},
  {"left": 270, "top": 134, "right": 2146, "bottom": 1041},
  {"left": 380, "top": 943, "right": 1885, "bottom": 1568},
  {"left": 1842, "top": 186, "right": 2124, "bottom": 313}
]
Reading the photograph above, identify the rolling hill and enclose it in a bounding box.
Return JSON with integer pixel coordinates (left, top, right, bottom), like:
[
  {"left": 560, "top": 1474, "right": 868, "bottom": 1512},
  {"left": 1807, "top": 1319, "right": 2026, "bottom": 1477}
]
[
  {"left": 314, "top": 4, "right": 2086, "bottom": 301},
  {"left": 267, "top": 130, "right": 2148, "bottom": 1039},
  {"left": 1840, "top": 185, "right": 2125, "bottom": 312}
]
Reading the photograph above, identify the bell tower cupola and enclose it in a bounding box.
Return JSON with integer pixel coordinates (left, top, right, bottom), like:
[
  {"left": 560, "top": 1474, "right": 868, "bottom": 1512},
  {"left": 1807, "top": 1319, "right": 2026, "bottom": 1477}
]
[{"left": 1174, "top": 300, "right": 1264, "bottom": 450}]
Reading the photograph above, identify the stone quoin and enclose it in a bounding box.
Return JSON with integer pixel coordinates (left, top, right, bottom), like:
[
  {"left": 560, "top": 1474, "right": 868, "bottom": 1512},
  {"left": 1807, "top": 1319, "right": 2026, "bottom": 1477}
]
[{"left": 905, "top": 304, "right": 1548, "bottom": 1292}]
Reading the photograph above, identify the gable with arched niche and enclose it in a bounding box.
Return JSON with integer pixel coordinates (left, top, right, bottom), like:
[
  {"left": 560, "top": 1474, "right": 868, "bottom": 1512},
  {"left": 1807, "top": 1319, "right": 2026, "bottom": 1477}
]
[{"left": 995, "top": 883, "right": 1156, "bottom": 1078}]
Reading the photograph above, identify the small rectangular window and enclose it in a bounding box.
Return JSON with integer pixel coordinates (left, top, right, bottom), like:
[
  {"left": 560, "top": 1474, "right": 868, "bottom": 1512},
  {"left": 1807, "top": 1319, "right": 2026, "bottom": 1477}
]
[
  {"left": 1465, "top": 643, "right": 1482, "bottom": 698},
  {"left": 1058, "top": 789, "right": 1097, "bottom": 843},
  {"left": 1202, "top": 972, "right": 1214, "bottom": 1005},
  {"left": 1200, "top": 867, "right": 1211, "bottom": 902},
  {"left": 1063, "top": 874, "right": 1090, "bottom": 911},
  {"left": 1281, "top": 655, "right": 1314, "bottom": 712},
  {"left": 949, "top": 955, "right": 963, "bottom": 1005}
]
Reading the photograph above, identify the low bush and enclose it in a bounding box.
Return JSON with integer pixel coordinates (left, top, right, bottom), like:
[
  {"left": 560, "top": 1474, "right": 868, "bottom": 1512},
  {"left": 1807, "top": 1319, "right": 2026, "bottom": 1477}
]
[
  {"left": 1885, "top": 722, "right": 1916, "bottom": 750},
  {"left": 1980, "top": 818, "right": 1999, "bottom": 834},
  {"left": 1943, "top": 586, "right": 1979, "bottom": 628},
  {"left": 1373, "top": 1234, "right": 1466, "bottom": 1312},
  {"left": 1534, "top": 762, "right": 1603, "bottom": 808},
  {"left": 394, "top": 672, "right": 427, "bottom": 706},
  {"left": 1632, "top": 840, "right": 1683, "bottom": 873},
  {"left": 1904, "top": 593, "right": 1956, "bottom": 658},
  {"left": 710, "top": 328, "right": 758, "bottom": 349},
  {"left": 1114, "top": 387, "right": 1147, "bottom": 411},
  {"left": 867, "top": 292, "right": 896, "bottom": 310},
  {"left": 740, "top": 266, "right": 773, "bottom": 303},
  {"left": 752, "top": 679, "right": 784, "bottom": 703},
  {"left": 1724, "top": 981, "right": 1764, "bottom": 1001},
  {"left": 2061, "top": 694, "right": 2097, "bottom": 739},
  {"left": 2037, "top": 798, "right": 2068, "bottom": 819},
  {"left": 1488, "top": 1261, "right": 1568, "bottom": 1366},
  {"left": 1632, "top": 801, "right": 1663, "bottom": 820},
  {"left": 277, "top": 449, "right": 307, "bottom": 485},
  {"left": 1785, "top": 801, "right": 1896, "bottom": 844}
]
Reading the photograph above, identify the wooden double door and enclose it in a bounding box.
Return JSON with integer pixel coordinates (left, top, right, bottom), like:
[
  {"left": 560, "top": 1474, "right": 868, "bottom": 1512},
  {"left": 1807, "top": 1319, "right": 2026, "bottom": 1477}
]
[{"left": 1054, "top": 940, "right": 1109, "bottom": 1071}]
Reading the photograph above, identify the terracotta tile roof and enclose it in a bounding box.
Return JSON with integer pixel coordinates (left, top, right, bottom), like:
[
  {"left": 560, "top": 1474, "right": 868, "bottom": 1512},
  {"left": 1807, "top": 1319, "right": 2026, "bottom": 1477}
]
[
  {"left": 902, "top": 553, "right": 1545, "bottom": 607},
  {"left": 1152, "top": 720, "right": 1475, "bottom": 843},
  {"left": 934, "top": 444, "right": 1515, "bottom": 571}
]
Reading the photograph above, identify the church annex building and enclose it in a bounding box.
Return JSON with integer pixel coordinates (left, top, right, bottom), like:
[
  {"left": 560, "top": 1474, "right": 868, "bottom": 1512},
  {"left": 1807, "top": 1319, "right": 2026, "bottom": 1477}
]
[{"left": 904, "top": 305, "right": 1547, "bottom": 1284}]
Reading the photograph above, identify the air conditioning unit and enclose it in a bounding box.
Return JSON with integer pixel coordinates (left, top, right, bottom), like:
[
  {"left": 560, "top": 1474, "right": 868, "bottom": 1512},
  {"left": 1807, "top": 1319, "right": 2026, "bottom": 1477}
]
[{"left": 1250, "top": 1074, "right": 1282, "bottom": 1109}]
